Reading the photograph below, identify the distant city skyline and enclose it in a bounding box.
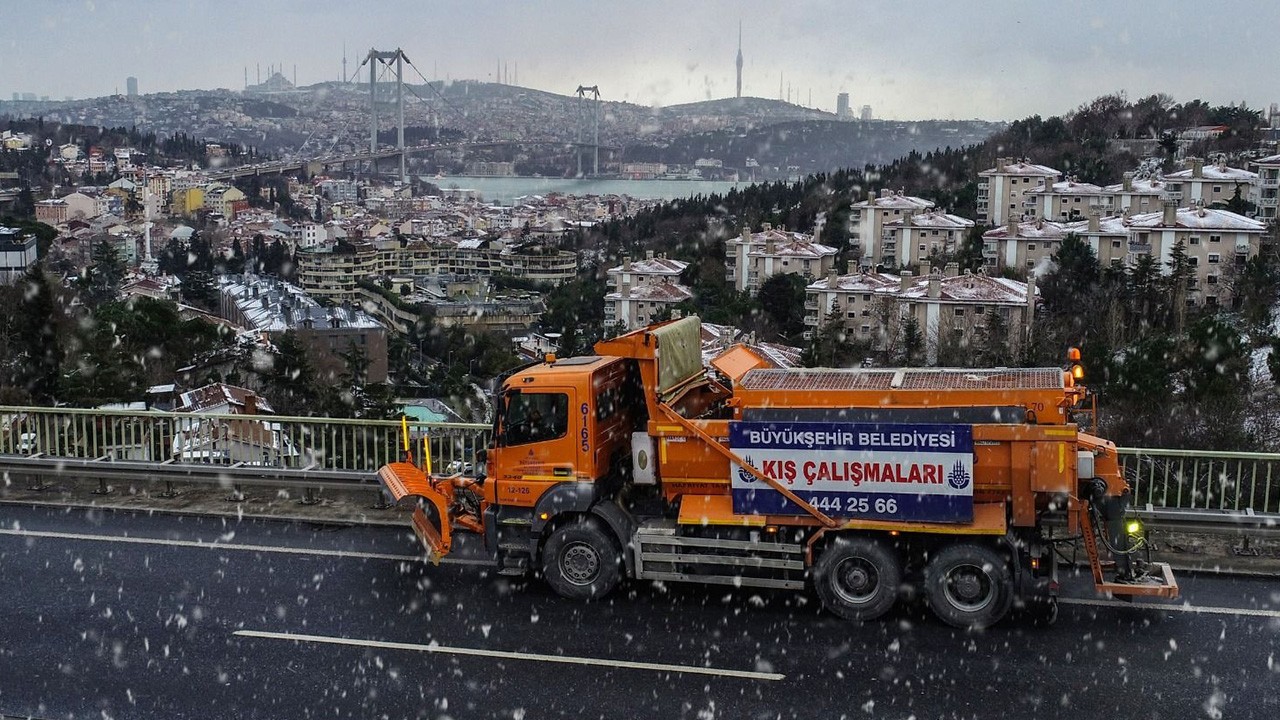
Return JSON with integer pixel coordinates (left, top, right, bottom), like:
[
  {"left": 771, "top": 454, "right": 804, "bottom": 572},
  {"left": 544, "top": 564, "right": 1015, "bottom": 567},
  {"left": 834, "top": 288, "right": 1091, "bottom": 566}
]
[{"left": 4, "top": 0, "right": 1280, "bottom": 121}]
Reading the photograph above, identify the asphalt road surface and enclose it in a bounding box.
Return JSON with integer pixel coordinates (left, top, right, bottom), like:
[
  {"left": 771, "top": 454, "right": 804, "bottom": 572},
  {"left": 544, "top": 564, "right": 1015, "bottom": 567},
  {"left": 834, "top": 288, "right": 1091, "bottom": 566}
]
[{"left": 1, "top": 503, "right": 1277, "bottom": 720}]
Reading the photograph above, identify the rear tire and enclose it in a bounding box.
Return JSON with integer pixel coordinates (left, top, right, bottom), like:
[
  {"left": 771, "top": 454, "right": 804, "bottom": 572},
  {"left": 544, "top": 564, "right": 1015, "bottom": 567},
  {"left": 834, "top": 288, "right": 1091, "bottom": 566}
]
[
  {"left": 924, "top": 543, "right": 1013, "bottom": 630},
  {"left": 813, "top": 537, "right": 901, "bottom": 622},
  {"left": 541, "top": 517, "right": 621, "bottom": 601}
]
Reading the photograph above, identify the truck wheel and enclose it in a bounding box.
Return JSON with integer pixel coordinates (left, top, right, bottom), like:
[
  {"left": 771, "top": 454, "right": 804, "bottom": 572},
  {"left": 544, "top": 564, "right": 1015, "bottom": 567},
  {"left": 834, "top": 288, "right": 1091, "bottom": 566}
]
[
  {"left": 813, "top": 537, "right": 901, "bottom": 622},
  {"left": 924, "top": 543, "right": 1013, "bottom": 630},
  {"left": 541, "top": 518, "right": 621, "bottom": 601}
]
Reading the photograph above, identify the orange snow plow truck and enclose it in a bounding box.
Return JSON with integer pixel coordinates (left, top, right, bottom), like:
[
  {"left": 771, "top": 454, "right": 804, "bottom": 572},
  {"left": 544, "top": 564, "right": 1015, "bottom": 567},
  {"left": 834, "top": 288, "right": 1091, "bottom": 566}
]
[{"left": 379, "top": 316, "right": 1177, "bottom": 628}]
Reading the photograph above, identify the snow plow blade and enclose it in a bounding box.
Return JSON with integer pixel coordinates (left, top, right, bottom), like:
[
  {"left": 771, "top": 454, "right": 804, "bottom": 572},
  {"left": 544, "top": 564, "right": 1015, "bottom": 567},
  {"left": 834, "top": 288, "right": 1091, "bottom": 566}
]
[{"left": 378, "top": 462, "right": 452, "bottom": 563}]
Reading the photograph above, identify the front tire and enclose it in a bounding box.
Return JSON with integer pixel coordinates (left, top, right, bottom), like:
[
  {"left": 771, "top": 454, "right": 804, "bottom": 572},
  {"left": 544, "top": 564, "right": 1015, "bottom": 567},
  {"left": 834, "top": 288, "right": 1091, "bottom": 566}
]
[
  {"left": 924, "top": 543, "right": 1013, "bottom": 629},
  {"left": 813, "top": 537, "right": 901, "bottom": 622},
  {"left": 541, "top": 517, "right": 622, "bottom": 601}
]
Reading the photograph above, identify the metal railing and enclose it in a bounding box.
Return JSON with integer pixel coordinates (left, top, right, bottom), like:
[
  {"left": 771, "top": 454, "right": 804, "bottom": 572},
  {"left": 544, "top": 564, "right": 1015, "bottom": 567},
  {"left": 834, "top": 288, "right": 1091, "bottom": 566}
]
[
  {"left": 3, "top": 405, "right": 1280, "bottom": 520},
  {"left": 1117, "top": 447, "right": 1280, "bottom": 516},
  {"left": 0, "top": 405, "right": 490, "bottom": 475}
]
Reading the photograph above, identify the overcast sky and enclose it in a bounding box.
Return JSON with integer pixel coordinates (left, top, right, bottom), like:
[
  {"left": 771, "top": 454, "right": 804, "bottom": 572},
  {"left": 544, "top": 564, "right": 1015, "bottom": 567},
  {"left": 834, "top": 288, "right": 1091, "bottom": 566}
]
[{"left": 5, "top": 0, "right": 1279, "bottom": 120}]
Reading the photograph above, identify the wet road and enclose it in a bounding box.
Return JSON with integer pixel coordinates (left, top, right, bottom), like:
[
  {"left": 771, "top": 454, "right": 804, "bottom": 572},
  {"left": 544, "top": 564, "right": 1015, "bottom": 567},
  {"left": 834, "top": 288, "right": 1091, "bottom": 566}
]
[{"left": 1, "top": 503, "right": 1277, "bottom": 719}]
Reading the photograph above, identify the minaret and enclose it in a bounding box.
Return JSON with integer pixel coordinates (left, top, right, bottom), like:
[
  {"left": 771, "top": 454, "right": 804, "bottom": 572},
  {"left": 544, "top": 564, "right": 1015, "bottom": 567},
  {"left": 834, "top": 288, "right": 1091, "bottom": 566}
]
[{"left": 735, "top": 22, "right": 743, "bottom": 99}]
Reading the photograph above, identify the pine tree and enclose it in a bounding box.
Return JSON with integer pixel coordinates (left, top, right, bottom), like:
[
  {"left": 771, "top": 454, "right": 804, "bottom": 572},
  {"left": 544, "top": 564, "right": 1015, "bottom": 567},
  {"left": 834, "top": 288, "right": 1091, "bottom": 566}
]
[
  {"left": 17, "top": 265, "right": 63, "bottom": 403},
  {"left": 83, "top": 237, "right": 126, "bottom": 304}
]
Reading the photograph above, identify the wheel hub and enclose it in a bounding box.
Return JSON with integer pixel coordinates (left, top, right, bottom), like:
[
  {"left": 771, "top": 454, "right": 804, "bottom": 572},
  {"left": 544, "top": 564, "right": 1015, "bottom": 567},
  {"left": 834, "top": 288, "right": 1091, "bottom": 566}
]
[
  {"left": 833, "top": 558, "right": 880, "bottom": 604},
  {"left": 561, "top": 543, "right": 600, "bottom": 585},
  {"left": 944, "top": 564, "right": 993, "bottom": 612}
]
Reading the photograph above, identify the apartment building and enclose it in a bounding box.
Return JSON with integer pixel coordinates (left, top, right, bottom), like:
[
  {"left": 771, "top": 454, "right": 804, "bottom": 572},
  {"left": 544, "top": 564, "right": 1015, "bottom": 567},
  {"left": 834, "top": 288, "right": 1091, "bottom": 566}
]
[
  {"left": 219, "top": 275, "right": 389, "bottom": 383},
  {"left": 1102, "top": 173, "right": 1169, "bottom": 215},
  {"left": 1250, "top": 151, "right": 1280, "bottom": 220},
  {"left": 724, "top": 223, "right": 837, "bottom": 292},
  {"left": 0, "top": 226, "right": 37, "bottom": 285},
  {"left": 1021, "top": 177, "right": 1112, "bottom": 222},
  {"left": 849, "top": 190, "right": 935, "bottom": 267},
  {"left": 601, "top": 251, "right": 693, "bottom": 330},
  {"left": 804, "top": 263, "right": 1035, "bottom": 364},
  {"left": 1123, "top": 203, "right": 1265, "bottom": 308},
  {"left": 881, "top": 210, "right": 974, "bottom": 267},
  {"left": 1162, "top": 157, "right": 1258, "bottom": 207},
  {"left": 297, "top": 236, "right": 578, "bottom": 304},
  {"left": 977, "top": 158, "right": 1061, "bottom": 225},
  {"left": 981, "top": 217, "right": 1076, "bottom": 273}
]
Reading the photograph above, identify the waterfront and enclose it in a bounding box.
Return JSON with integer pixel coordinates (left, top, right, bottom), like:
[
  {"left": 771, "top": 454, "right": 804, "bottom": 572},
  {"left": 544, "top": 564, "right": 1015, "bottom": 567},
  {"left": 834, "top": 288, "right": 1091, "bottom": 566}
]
[{"left": 421, "top": 175, "right": 751, "bottom": 204}]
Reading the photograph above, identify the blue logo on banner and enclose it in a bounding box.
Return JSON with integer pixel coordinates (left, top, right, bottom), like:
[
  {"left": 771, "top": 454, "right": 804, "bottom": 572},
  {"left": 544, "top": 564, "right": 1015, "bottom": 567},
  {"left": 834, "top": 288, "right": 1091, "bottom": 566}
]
[
  {"left": 737, "top": 456, "right": 757, "bottom": 483},
  {"left": 946, "top": 460, "right": 971, "bottom": 490}
]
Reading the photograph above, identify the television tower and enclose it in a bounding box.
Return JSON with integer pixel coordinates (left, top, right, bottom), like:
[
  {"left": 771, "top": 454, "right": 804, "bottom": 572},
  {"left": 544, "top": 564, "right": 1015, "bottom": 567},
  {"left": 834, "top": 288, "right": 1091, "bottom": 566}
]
[{"left": 735, "top": 22, "right": 743, "bottom": 99}]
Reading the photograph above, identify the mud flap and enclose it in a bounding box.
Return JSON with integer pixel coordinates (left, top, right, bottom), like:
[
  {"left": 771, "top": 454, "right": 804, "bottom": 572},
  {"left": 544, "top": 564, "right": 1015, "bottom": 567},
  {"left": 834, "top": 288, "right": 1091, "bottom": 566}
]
[{"left": 378, "top": 462, "right": 452, "bottom": 563}]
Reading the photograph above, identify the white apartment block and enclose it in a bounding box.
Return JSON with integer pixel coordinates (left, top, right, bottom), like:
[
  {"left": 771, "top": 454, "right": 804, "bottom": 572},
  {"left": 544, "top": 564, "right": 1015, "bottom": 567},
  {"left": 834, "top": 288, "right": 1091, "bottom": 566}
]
[
  {"left": 982, "top": 217, "right": 1078, "bottom": 274},
  {"left": 1123, "top": 204, "right": 1265, "bottom": 308},
  {"left": 1162, "top": 157, "right": 1257, "bottom": 208},
  {"left": 1250, "top": 151, "right": 1280, "bottom": 220},
  {"left": 1021, "top": 177, "right": 1112, "bottom": 222},
  {"left": 604, "top": 251, "right": 690, "bottom": 330},
  {"left": 849, "top": 190, "right": 935, "bottom": 267},
  {"left": 977, "top": 158, "right": 1061, "bottom": 225},
  {"left": 881, "top": 210, "right": 975, "bottom": 267},
  {"left": 804, "top": 263, "right": 1035, "bottom": 364},
  {"left": 725, "top": 224, "right": 838, "bottom": 293},
  {"left": 1102, "top": 173, "right": 1169, "bottom": 216}
]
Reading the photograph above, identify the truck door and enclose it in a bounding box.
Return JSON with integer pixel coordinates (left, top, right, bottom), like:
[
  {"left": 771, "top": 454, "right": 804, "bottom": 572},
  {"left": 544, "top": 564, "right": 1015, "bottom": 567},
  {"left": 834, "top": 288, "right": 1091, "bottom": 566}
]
[{"left": 491, "top": 388, "right": 579, "bottom": 506}]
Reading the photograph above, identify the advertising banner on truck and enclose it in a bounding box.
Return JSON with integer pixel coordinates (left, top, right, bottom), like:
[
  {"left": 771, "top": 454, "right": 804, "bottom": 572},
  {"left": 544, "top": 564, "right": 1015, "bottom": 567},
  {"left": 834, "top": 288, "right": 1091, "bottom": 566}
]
[{"left": 728, "top": 421, "right": 974, "bottom": 523}]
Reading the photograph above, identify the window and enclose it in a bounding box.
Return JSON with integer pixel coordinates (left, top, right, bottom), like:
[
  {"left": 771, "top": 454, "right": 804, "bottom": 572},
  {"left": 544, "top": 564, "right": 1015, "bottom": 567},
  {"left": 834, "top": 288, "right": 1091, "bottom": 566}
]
[
  {"left": 1207, "top": 274, "right": 1219, "bottom": 285},
  {"left": 500, "top": 392, "right": 569, "bottom": 446},
  {"left": 1188, "top": 257, "right": 1199, "bottom": 266},
  {"left": 863, "top": 294, "right": 871, "bottom": 301},
  {"left": 954, "top": 308, "right": 966, "bottom": 317},
  {"left": 860, "top": 324, "right": 871, "bottom": 334},
  {"left": 975, "top": 306, "right": 986, "bottom": 315},
  {"left": 1027, "top": 243, "right": 1036, "bottom": 251},
  {"left": 1207, "top": 295, "right": 1219, "bottom": 306},
  {"left": 1112, "top": 240, "right": 1122, "bottom": 248},
  {"left": 1208, "top": 253, "right": 1220, "bottom": 263},
  {"left": 1189, "top": 236, "right": 1200, "bottom": 245},
  {"left": 1111, "top": 258, "right": 1122, "bottom": 267},
  {"left": 1212, "top": 185, "right": 1222, "bottom": 193},
  {"left": 1210, "top": 234, "right": 1221, "bottom": 243},
  {"left": 861, "top": 309, "right": 871, "bottom": 316}
]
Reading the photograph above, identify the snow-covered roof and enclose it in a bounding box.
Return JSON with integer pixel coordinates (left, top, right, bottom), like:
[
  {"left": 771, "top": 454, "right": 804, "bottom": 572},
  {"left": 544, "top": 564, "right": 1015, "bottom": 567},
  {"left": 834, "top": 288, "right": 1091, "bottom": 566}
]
[
  {"left": 606, "top": 282, "right": 694, "bottom": 302},
  {"left": 1024, "top": 179, "right": 1107, "bottom": 195},
  {"left": 1103, "top": 177, "right": 1169, "bottom": 194},
  {"left": 608, "top": 256, "right": 689, "bottom": 275},
  {"left": 1125, "top": 206, "right": 1266, "bottom": 232},
  {"left": 982, "top": 219, "right": 1073, "bottom": 240},
  {"left": 808, "top": 272, "right": 901, "bottom": 293},
  {"left": 851, "top": 192, "right": 935, "bottom": 211},
  {"left": 895, "top": 273, "right": 1034, "bottom": 305},
  {"left": 885, "top": 211, "right": 975, "bottom": 230},
  {"left": 979, "top": 160, "right": 1060, "bottom": 177},
  {"left": 1164, "top": 165, "right": 1258, "bottom": 182},
  {"left": 750, "top": 239, "right": 839, "bottom": 259},
  {"left": 1252, "top": 153, "right": 1280, "bottom": 166}
]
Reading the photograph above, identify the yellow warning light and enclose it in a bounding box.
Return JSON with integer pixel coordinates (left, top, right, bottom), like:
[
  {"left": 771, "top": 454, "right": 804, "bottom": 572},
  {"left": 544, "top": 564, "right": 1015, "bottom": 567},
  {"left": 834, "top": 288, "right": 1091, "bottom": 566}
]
[
  {"left": 539, "top": 512, "right": 550, "bottom": 521},
  {"left": 1071, "top": 364, "right": 1084, "bottom": 381},
  {"left": 1126, "top": 520, "right": 1143, "bottom": 535},
  {"left": 1067, "top": 347, "right": 1082, "bottom": 361}
]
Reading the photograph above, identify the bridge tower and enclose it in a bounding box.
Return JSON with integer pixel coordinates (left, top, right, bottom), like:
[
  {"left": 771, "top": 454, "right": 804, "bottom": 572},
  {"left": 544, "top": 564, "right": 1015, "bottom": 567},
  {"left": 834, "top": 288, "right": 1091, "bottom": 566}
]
[
  {"left": 365, "top": 48, "right": 409, "bottom": 182},
  {"left": 575, "top": 85, "right": 600, "bottom": 177}
]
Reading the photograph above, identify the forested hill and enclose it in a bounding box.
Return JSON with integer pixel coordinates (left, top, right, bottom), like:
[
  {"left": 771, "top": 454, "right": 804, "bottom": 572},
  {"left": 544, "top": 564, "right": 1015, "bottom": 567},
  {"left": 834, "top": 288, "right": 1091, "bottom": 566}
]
[{"left": 625, "top": 119, "right": 1003, "bottom": 176}]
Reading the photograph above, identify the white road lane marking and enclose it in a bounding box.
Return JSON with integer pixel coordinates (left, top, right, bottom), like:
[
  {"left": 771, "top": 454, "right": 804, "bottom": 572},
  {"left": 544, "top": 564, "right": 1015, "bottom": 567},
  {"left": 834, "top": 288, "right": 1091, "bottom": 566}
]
[
  {"left": 233, "top": 629, "right": 787, "bottom": 681},
  {"left": 0, "top": 527, "right": 491, "bottom": 565},
  {"left": 1060, "top": 597, "right": 1280, "bottom": 619}
]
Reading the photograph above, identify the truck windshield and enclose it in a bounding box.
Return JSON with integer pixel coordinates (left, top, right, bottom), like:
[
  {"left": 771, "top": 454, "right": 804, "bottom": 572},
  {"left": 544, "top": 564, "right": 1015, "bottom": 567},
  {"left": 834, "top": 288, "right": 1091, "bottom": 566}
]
[{"left": 500, "top": 392, "right": 569, "bottom": 446}]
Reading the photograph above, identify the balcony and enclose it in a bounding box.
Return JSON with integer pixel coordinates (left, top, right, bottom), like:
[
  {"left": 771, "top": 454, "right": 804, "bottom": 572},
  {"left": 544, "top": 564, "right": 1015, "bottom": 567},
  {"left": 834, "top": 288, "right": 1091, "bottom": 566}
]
[
  {"left": 804, "top": 314, "right": 819, "bottom": 326},
  {"left": 1260, "top": 176, "right": 1280, "bottom": 188},
  {"left": 978, "top": 182, "right": 989, "bottom": 190},
  {"left": 1236, "top": 243, "right": 1251, "bottom": 255},
  {"left": 1128, "top": 243, "right": 1152, "bottom": 253},
  {"left": 1258, "top": 196, "right": 1279, "bottom": 207},
  {"left": 804, "top": 300, "right": 818, "bottom": 310},
  {"left": 982, "top": 247, "right": 997, "bottom": 257}
]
